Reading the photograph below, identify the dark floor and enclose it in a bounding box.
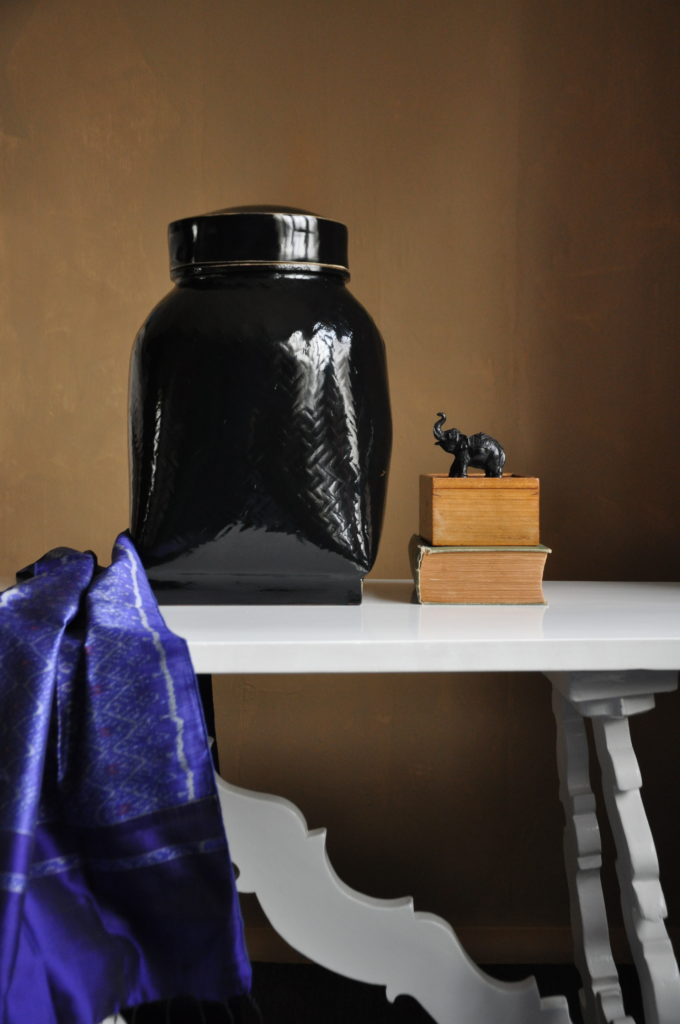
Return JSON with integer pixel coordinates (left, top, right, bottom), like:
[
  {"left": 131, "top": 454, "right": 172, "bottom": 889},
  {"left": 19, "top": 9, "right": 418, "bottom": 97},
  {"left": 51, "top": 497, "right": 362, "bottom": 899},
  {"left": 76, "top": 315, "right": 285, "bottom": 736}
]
[
  {"left": 123, "top": 961, "right": 644, "bottom": 1022},
  {"left": 251, "top": 962, "right": 643, "bottom": 1023}
]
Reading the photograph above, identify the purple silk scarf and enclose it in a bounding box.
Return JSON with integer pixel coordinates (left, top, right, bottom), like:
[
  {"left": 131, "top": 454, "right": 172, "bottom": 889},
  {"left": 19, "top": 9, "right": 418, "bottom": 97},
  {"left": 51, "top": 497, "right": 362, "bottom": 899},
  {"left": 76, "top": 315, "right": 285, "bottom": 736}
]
[{"left": 0, "top": 532, "right": 251, "bottom": 1024}]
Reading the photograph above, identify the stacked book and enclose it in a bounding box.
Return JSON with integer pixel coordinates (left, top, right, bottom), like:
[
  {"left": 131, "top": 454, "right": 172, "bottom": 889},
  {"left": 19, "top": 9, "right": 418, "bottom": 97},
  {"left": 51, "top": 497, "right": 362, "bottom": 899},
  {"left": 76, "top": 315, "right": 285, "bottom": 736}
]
[{"left": 410, "top": 474, "right": 550, "bottom": 604}]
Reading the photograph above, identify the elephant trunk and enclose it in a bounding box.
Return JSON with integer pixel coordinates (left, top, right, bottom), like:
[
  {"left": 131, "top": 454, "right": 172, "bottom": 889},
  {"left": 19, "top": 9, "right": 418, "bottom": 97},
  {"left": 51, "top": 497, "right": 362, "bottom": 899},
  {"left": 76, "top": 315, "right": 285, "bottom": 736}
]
[{"left": 433, "top": 412, "right": 447, "bottom": 443}]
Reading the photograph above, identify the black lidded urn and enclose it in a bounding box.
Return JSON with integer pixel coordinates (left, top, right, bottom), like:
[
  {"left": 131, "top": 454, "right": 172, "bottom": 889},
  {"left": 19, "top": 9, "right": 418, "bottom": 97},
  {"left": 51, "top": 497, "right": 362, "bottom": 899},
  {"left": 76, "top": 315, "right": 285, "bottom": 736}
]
[{"left": 129, "top": 205, "right": 392, "bottom": 605}]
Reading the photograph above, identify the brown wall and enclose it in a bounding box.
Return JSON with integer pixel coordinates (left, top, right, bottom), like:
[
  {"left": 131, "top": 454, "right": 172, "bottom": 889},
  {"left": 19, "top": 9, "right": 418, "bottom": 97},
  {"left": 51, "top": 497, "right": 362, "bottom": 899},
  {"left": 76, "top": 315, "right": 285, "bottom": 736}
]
[{"left": 2, "top": 0, "right": 680, "bottom": 962}]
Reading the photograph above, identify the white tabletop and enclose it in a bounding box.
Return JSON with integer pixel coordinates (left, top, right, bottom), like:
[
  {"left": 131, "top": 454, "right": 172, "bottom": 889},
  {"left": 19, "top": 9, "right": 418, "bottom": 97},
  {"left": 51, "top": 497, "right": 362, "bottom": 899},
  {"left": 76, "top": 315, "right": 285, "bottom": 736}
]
[{"left": 159, "top": 580, "right": 680, "bottom": 675}]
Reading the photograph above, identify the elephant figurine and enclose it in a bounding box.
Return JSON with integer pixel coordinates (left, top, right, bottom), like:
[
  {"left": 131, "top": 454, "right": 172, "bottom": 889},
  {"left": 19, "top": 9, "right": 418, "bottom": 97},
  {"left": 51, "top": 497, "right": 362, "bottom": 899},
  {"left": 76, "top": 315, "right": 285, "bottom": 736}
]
[{"left": 433, "top": 412, "right": 506, "bottom": 478}]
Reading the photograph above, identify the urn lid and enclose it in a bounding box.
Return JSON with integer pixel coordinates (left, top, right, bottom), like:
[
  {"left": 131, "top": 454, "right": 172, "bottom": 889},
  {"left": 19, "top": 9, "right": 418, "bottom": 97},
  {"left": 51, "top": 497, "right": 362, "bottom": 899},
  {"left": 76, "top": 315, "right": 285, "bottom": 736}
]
[{"left": 168, "top": 205, "right": 349, "bottom": 278}]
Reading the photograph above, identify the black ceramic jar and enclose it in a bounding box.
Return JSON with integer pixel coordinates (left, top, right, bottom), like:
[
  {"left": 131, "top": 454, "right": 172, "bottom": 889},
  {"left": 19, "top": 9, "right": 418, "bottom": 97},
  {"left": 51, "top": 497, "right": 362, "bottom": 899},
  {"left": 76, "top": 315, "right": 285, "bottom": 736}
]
[{"left": 129, "top": 206, "right": 391, "bottom": 604}]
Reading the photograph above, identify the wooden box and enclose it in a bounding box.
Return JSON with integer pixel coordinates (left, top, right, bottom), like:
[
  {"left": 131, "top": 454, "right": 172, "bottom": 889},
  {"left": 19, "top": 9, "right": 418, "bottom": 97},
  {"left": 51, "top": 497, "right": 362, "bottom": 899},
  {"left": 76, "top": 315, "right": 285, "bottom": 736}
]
[{"left": 419, "top": 474, "right": 540, "bottom": 547}]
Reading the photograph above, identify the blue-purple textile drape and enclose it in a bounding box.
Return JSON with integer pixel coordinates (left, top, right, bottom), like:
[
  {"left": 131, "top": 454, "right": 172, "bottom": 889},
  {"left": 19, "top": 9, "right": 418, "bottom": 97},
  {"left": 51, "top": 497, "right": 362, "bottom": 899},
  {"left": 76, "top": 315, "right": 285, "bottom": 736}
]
[{"left": 0, "top": 532, "right": 251, "bottom": 1024}]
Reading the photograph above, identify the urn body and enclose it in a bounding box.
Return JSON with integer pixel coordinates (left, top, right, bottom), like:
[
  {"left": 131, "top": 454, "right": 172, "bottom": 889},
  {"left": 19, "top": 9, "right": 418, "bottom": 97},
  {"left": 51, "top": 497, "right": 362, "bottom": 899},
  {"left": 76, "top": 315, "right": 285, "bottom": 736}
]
[{"left": 129, "top": 208, "right": 391, "bottom": 604}]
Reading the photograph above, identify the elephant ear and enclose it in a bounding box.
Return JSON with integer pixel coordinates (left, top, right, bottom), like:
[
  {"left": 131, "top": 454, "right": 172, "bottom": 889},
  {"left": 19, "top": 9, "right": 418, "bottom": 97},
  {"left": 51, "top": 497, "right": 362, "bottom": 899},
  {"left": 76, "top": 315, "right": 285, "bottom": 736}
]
[{"left": 255, "top": 327, "right": 372, "bottom": 571}]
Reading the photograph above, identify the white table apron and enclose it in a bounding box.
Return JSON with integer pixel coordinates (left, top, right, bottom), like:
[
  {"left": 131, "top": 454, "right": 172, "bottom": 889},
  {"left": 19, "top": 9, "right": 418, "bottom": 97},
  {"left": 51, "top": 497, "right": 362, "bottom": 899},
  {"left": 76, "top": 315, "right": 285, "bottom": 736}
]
[{"left": 153, "top": 581, "right": 680, "bottom": 1024}]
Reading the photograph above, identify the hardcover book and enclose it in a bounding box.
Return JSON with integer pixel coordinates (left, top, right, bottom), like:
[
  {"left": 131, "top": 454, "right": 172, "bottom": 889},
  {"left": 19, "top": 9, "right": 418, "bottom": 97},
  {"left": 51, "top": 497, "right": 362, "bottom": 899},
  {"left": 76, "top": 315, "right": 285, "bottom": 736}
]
[{"left": 410, "top": 535, "right": 550, "bottom": 605}]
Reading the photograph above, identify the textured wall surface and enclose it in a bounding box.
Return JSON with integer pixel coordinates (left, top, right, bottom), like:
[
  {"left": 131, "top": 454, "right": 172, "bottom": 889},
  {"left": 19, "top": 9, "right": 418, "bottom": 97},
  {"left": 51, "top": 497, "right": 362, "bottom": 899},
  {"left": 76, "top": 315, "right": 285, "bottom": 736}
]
[{"left": 2, "top": 0, "right": 680, "bottom": 961}]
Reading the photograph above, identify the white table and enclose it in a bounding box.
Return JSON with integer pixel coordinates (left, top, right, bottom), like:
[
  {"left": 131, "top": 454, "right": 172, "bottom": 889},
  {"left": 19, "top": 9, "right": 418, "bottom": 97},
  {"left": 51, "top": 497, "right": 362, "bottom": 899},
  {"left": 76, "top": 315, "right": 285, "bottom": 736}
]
[{"left": 160, "top": 581, "right": 680, "bottom": 1024}]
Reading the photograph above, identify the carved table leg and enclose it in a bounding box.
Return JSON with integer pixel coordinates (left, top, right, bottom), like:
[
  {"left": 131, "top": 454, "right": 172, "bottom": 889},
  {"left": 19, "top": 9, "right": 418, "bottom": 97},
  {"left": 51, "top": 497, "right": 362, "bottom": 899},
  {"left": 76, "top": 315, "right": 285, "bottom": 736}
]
[
  {"left": 591, "top": 713, "right": 680, "bottom": 1024},
  {"left": 551, "top": 687, "right": 631, "bottom": 1024},
  {"left": 215, "top": 775, "right": 572, "bottom": 1024},
  {"left": 548, "top": 670, "right": 679, "bottom": 1024}
]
